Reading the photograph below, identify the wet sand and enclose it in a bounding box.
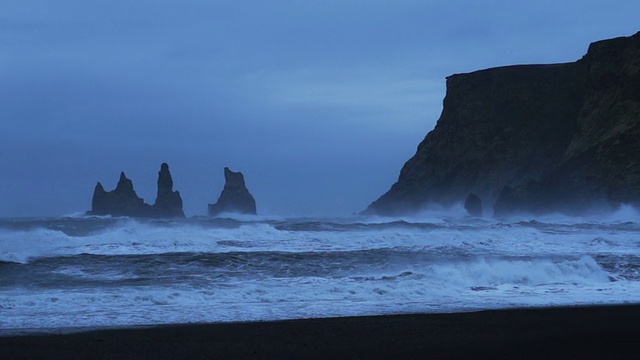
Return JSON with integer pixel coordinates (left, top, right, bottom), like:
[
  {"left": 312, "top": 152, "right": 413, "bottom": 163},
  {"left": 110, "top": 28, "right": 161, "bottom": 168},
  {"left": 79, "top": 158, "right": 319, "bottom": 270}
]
[{"left": 1, "top": 305, "right": 638, "bottom": 359}]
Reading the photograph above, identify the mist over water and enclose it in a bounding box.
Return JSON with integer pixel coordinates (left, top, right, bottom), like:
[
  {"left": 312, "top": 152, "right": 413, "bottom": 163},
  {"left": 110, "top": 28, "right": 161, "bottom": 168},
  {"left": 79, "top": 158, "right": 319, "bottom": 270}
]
[{"left": 1, "top": 206, "right": 639, "bottom": 333}]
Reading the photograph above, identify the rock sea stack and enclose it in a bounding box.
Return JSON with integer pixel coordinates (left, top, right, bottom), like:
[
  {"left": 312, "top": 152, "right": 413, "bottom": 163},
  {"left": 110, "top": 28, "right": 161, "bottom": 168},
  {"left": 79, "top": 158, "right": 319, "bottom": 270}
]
[
  {"left": 89, "top": 172, "right": 149, "bottom": 217},
  {"left": 464, "top": 193, "right": 483, "bottom": 217},
  {"left": 208, "top": 167, "right": 257, "bottom": 217},
  {"left": 87, "top": 163, "right": 185, "bottom": 218},
  {"left": 152, "top": 163, "right": 185, "bottom": 218},
  {"left": 365, "top": 31, "right": 640, "bottom": 216}
]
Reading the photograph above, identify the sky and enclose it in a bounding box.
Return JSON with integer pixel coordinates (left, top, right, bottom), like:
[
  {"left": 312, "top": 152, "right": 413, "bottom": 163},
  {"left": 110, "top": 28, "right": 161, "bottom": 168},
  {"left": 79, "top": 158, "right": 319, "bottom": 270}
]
[{"left": 1, "top": 1, "right": 639, "bottom": 218}]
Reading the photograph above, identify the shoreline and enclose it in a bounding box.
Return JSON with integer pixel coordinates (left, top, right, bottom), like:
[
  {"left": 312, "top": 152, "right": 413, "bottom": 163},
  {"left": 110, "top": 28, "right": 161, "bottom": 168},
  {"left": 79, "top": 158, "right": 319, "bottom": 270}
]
[{"left": 2, "top": 304, "right": 639, "bottom": 359}]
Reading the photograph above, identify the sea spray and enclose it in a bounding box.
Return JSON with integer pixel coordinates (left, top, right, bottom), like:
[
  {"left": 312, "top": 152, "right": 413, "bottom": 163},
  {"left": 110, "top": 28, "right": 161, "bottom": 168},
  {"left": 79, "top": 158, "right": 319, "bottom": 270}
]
[{"left": 0, "top": 213, "right": 639, "bottom": 332}]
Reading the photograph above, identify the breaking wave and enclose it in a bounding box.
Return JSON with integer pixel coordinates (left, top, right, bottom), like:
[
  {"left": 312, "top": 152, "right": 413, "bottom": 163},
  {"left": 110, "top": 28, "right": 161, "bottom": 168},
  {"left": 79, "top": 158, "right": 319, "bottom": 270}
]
[{"left": 0, "top": 212, "right": 639, "bottom": 331}]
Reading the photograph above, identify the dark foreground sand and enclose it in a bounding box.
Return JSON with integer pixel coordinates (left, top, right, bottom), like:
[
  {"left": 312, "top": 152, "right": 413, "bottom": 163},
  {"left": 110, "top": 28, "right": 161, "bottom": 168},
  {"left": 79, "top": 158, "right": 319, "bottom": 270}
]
[{"left": 1, "top": 305, "right": 638, "bottom": 359}]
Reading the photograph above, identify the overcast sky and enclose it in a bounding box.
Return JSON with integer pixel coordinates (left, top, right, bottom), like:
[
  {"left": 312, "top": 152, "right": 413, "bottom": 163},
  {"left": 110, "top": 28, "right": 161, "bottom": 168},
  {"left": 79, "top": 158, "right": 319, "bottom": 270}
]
[{"left": 1, "top": 1, "right": 639, "bottom": 218}]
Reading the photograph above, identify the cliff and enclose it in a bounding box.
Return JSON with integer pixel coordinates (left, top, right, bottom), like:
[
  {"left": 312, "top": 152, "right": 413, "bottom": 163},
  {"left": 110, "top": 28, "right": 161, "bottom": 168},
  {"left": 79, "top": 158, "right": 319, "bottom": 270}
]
[
  {"left": 208, "top": 167, "right": 257, "bottom": 217},
  {"left": 365, "top": 31, "right": 640, "bottom": 216},
  {"left": 87, "top": 163, "right": 185, "bottom": 218}
]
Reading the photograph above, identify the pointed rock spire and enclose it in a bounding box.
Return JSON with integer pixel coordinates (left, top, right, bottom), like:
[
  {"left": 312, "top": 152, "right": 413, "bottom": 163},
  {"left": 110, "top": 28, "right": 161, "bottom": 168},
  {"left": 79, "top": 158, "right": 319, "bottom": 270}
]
[
  {"left": 157, "top": 163, "right": 173, "bottom": 196},
  {"left": 87, "top": 172, "right": 147, "bottom": 217},
  {"left": 152, "top": 163, "right": 185, "bottom": 218},
  {"left": 87, "top": 163, "right": 184, "bottom": 218},
  {"left": 115, "top": 172, "right": 136, "bottom": 195},
  {"left": 94, "top": 182, "right": 106, "bottom": 196},
  {"left": 90, "top": 182, "right": 107, "bottom": 214},
  {"left": 208, "top": 167, "right": 257, "bottom": 217}
]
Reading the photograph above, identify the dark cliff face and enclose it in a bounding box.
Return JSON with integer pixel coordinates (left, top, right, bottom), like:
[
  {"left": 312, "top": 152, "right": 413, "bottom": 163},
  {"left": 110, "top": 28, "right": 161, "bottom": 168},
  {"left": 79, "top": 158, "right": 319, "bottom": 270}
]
[
  {"left": 208, "top": 167, "right": 257, "bottom": 217},
  {"left": 88, "top": 163, "right": 185, "bottom": 218},
  {"left": 366, "top": 31, "right": 640, "bottom": 216},
  {"left": 555, "top": 34, "right": 640, "bottom": 205}
]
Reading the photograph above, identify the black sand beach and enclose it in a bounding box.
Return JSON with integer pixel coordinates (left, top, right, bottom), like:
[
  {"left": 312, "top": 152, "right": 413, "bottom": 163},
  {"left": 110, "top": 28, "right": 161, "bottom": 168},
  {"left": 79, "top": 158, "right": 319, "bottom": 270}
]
[{"left": 1, "top": 305, "right": 638, "bottom": 359}]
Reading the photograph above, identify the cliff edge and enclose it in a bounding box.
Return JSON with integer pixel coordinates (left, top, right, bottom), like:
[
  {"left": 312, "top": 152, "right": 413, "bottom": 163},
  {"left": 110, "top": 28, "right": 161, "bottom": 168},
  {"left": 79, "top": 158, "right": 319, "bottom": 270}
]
[{"left": 365, "top": 32, "right": 640, "bottom": 216}]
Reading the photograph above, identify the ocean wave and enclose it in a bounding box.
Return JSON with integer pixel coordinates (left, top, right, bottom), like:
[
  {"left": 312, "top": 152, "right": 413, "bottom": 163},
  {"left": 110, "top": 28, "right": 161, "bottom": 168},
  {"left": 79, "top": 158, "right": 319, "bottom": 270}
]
[
  {"left": 2, "top": 215, "right": 640, "bottom": 263},
  {"left": 1, "top": 252, "right": 635, "bottom": 331}
]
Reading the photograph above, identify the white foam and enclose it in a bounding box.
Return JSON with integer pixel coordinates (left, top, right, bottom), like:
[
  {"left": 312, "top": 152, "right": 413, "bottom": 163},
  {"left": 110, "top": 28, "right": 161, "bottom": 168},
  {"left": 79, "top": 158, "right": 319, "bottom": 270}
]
[
  {"left": 205, "top": 212, "right": 288, "bottom": 222},
  {"left": 425, "top": 256, "right": 609, "bottom": 288},
  {"left": 1, "top": 215, "right": 639, "bottom": 332},
  {"left": 355, "top": 203, "right": 472, "bottom": 225},
  {"left": 0, "top": 255, "right": 635, "bottom": 331},
  {"left": 604, "top": 204, "right": 640, "bottom": 223},
  {"left": 0, "top": 228, "right": 75, "bottom": 263},
  {"left": 2, "top": 215, "right": 639, "bottom": 262}
]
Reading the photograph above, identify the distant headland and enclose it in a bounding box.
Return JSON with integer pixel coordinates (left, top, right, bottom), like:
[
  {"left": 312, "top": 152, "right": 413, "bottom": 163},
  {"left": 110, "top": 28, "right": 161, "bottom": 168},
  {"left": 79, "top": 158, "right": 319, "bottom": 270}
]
[{"left": 365, "top": 31, "right": 640, "bottom": 217}]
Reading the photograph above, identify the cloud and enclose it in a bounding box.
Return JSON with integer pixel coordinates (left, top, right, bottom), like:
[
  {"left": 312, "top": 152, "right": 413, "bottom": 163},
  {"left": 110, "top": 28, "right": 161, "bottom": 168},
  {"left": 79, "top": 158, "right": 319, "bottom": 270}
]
[
  {"left": 240, "top": 67, "right": 445, "bottom": 131},
  {"left": 1, "top": 0, "right": 640, "bottom": 217}
]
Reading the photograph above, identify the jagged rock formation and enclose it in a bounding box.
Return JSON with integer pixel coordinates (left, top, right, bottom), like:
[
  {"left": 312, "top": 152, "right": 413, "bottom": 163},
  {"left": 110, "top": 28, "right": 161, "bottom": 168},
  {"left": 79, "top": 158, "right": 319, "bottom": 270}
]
[
  {"left": 89, "top": 172, "right": 150, "bottom": 217},
  {"left": 464, "top": 193, "right": 483, "bottom": 217},
  {"left": 87, "top": 163, "right": 185, "bottom": 218},
  {"left": 208, "top": 167, "right": 257, "bottom": 217},
  {"left": 365, "top": 31, "right": 640, "bottom": 216},
  {"left": 152, "top": 163, "right": 185, "bottom": 218}
]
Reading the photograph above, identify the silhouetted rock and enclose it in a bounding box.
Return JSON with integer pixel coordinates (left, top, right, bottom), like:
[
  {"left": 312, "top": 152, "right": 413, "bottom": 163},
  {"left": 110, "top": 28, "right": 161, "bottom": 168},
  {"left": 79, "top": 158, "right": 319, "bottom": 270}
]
[
  {"left": 152, "top": 163, "right": 185, "bottom": 218},
  {"left": 365, "top": 31, "right": 640, "bottom": 216},
  {"left": 87, "top": 163, "right": 185, "bottom": 218},
  {"left": 464, "top": 193, "right": 483, "bottom": 217},
  {"left": 88, "top": 172, "right": 150, "bottom": 217},
  {"left": 208, "top": 167, "right": 257, "bottom": 217}
]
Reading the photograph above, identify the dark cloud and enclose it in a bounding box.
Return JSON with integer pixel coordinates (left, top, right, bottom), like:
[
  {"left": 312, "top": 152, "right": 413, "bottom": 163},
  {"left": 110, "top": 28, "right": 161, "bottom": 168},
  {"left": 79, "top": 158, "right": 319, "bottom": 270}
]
[{"left": 1, "top": 1, "right": 639, "bottom": 217}]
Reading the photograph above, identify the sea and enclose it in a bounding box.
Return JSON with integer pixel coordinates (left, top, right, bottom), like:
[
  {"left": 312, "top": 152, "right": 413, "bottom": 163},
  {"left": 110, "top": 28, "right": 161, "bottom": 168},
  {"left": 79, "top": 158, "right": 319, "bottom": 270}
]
[{"left": 1, "top": 205, "right": 639, "bottom": 334}]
